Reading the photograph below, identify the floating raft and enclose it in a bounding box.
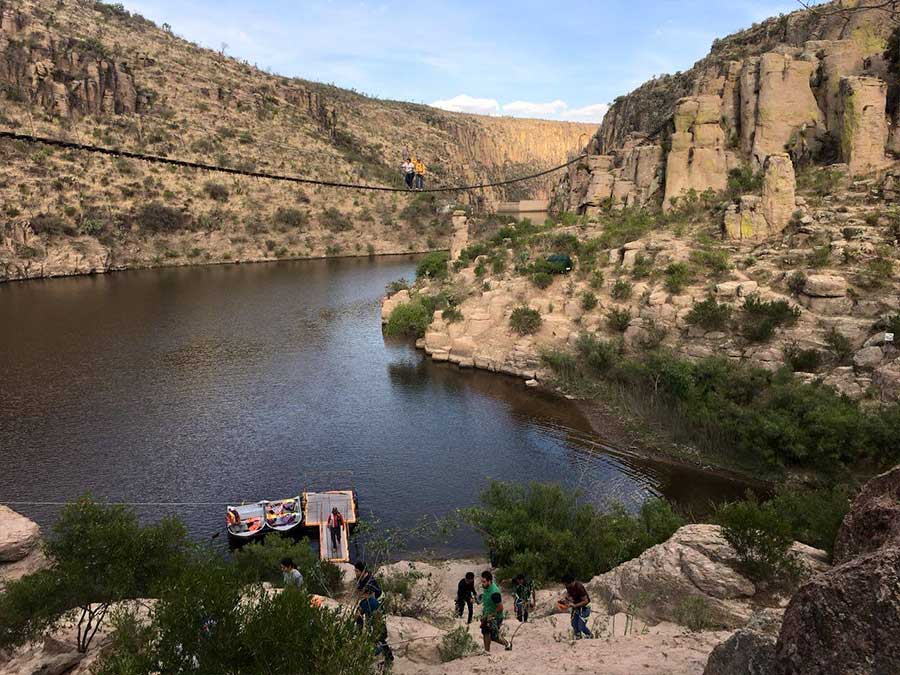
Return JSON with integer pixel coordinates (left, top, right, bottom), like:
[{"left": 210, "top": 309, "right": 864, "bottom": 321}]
[{"left": 302, "top": 490, "right": 357, "bottom": 563}]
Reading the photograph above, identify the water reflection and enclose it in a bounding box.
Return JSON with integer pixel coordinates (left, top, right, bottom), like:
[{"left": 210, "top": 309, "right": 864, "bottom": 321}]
[{"left": 0, "top": 256, "right": 752, "bottom": 554}]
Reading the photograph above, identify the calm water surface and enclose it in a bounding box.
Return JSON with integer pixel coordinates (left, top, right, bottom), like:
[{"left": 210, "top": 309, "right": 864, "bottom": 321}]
[{"left": 0, "top": 256, "right": 749, "bottom": 555}]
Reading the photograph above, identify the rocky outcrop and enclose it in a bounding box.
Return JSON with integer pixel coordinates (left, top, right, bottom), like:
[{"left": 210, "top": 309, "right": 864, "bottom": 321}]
[
  {"left": 664, "top": 96, "right": 732, "bottom": 209},
  {"left": 381, "top": 290, "right": 410, "bottom": 323},
  {"left": 587, "top": 524, "right": 827, "bottom": 630},
  {"left": 774, "top": 465, "right": 900, "bottom": 674},
  {"left": 839, "top": 76, "right": 888, "bottom": 176},
  {"left": 0, "top": 507, "right": 45, "bottom": 591},
  {"left": 761, "top": 154, "right": 796, "bottom": 234},
  {"left": 449, "top": 212, "right": 469, "bottom": 261}
]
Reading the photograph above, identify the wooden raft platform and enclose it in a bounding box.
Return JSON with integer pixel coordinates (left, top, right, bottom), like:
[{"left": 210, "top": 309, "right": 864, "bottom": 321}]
[{"left": 303, "top": 490, "right": 357, "bottom": 563}]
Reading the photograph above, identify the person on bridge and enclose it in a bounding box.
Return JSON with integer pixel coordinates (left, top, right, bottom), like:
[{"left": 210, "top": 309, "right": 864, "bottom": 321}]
[
  {"left": 327, "top": 507, "right": 344, "bottom": 553},
  {"left": 560, "top": 573, "right": 593, "bottom": 639},
  {"left": 478, "top": 570, "right": 512, "bottom": 653},
  {"left": 401, "top": 157, "right": 415, "bottom": 190},
  {"left": 413, "top": 158, "right": 426, "bottom": 190}
]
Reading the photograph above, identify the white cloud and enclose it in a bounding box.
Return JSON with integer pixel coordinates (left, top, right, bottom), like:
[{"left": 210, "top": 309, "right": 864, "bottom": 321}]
[
  {"left": 430, "top": 94, "right": 501, "bottom": 116},
  {"left": 561, "top": 103, "right": 610, "bottom": 122},
  {"left": 431, "top": 96, "right": 608, "bottom": 123},
  {"left": 502, "top": 99, "right": 568, "bottom": 117}
]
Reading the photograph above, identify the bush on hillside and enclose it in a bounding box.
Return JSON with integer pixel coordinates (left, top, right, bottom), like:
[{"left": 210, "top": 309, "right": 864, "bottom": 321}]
[
  {"left": 136, "top": 202, "right": 191, "bottom": 233},
  {"left": 611, "top": 278, "right": 633, "bottom": 300},
  {"left": 664, "top": 262, "right": 693, "bottom": 294},
  {"left": 607, "top": 307, "right": 632, "bottom": 332},
  {"left": 510, "top": 306, "right": 541, "bottom": 335},
  {"left": 93, "top": 554, "right": 375, "bottom": 675},
  {"left": 203, "top": 181, "right": 230, "bottom": 202},
  {"left": 30, "top": 214, "right": 75, "bottom": 236},
  {"left": 581, "top": 291, "right": 598, "bottom": 311},
  {"left": 439, "top": 626, "right": 480, "bottom": 662},
  {"left": 462, "top": 481, "right": 683, "bottom": 582},
  {"left": 740, "top": 296, "right": 800, "bottom": 342},
  {"left": 575, "top": 333, "right": 619, "bottom": 376},
  {"left": 385, "top": 299, "right": 431, "bottom": 338},
  {"left": 274, "top": 207, "right": 308, "bottom": 230},
  {"left": 784, "top": 343, "right": 824, "bottom": 373},
  {"left": 686, "top": 298, "right": 732, "bottom": 331},
  {"left": 416, "top": 251, "right": 449, "bottom": 280},
  {"left": 385, "top": 278, "right": 410, "bottom": 295},
  {"left": 716, "top": 496, "right": 799, "bottom": 584},
  {"left": 532, "top": 271, "right": 553, "bottom": 289},
  {"left": 787, "top": 271, "right": 807, "bottom": 295},
  {"left": 767, "top": 486, "right": 851, "bottom": 558},
  {"left": 824, "top": 328, "right": 853, "bottom": 365}
]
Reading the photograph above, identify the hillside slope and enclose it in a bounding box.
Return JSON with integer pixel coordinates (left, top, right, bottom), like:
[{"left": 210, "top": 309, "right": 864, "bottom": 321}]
[{"left": 0, "top": 0, "right": 592, "bottom": 281}]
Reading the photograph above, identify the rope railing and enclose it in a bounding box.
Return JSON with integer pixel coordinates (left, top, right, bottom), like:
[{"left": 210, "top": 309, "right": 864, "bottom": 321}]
[{"left": 0, "top": 130, "right": 587, "bottom": 194}]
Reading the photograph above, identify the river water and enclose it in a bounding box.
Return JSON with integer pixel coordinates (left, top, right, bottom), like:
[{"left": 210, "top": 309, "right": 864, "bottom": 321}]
[{"left": 0, "top": 256, "right": 749, "bottom": 555}]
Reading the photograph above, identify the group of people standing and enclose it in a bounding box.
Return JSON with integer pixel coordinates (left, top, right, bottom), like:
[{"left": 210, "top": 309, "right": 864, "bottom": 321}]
[
  {"left": 401, "top": 156, "right": 427, "bottom": 190},
  {"left": 455, "top": 570, "right": 593, "bottom": 653}
]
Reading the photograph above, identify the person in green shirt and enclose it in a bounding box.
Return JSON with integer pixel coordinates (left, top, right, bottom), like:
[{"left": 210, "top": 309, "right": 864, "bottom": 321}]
[{"left": 477, "top": 570, "right": 511, "bottom": 653}]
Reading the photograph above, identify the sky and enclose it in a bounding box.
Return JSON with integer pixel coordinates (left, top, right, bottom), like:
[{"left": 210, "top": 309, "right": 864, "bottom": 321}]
[{"left": 123, "top": 0, "right": 820, "bottom": 123}]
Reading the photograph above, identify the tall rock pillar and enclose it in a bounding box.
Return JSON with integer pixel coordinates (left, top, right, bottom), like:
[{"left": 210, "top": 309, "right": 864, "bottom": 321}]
[
  {"left": 839, "top": 76, "right": 887, "bottom": 176},
  {"left": 449, "top": 210, "right": 469, "bottom": 261},
  {"left": 762, "top": 154, "right": 796, "bottom": 236}
]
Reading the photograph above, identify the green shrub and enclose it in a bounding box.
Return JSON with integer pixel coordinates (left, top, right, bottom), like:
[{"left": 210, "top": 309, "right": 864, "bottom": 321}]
[
  {"left": 136, "top": 202, "right": 190, "bottom": 233},
  {"left": 674, "top": 596, "right": 716, "bottom": 632},
  {"left": 690, "top": 248, "right": 731, "bottom": 278},
  {"left": 597, "top": 209, "right": 656, "bottom": 248},
  {"left": 30, "top": 214, "right": 75, "bottom": 236},
  {"left": 859, "top": 255, "right": 895, "bottom": 288},
  {"left": 233, "top": 538, "right": 342, "bottom": 596},
  {"left": 767, "top": 487, "right": 851, "bottom": 558},
  {"left": 203, "top": 181, "right": 229, "bottom": 202},
  {"left": 531, "top": 271, "right": 553, "bottom": 288},
  {"left": 639, "top": 319, "right": 668, "bottom": 350},
  {"left": 510, "top": 306, "right": 541, "bottom": 335},
  {"left": 740, "top": 296, "right": 800, "bottom": 342},
  {"left": 576, "top": 333, "right": 618, "bottom": 375},
  {"left": 274, "top": 207, "right": 308, "bottom": 229},
  {"left": 0, "top": 497, "right": 188, "bottom": 653},
  {"left": 607, "top": 307, "right": 632, "bottom": 332},
  {"left": 726, "top": 166, "right": 764, "bottom": 199},
  {"left": 787, "top": 271, "right": 807, "bottom": 295},
  {"left": 93, "top": 555, "right": 375, "bottom": 675},
  {"left": 589, "top": 270, "right": 605, "bottom": 290},
  {"left": 716, "top": 496, "right": 797, "bottom": 583},
  {"left": 806, "top": 245, "right": 831, "bottom": 268},
  {"left": 784, "top": 343, "right": 823, "bottom": 373},
  {"left": 416, "top": 251, "right": 449, "bottom": 280},
  {"left": 442, "top": 306, "right": 463, "bottom": 323},
  {"left": 385, "top": 300, "right": 431, "bottom": 338},
  {"left": 631, "top": 253, "right": 653, "bottom": 280},
  {"left": 462, "top": 482, "right": 683, "bottom": 582},
  {"left": 611, "top": 278, "right": 633, "bottom": 300},
  {"left": 581, "top": 291, "right": 598, "bottom": 311},
  {"left": 320, "top": 207, "right": 352, "bottom": 232},
  {"left": 824, "top": 328, "right": 853, "bottom": 364},
  {"left": 439, "top": 626, "right": 480, "bottom": 662},
  {"left": 385, "top": 278, "right": 410, "bottom": 295},
  {"left": 686, "top": 298, "right": 732, "bottom": 331},
  {"left": 664, "top": 262, "right": 693, "bottom": 294}
]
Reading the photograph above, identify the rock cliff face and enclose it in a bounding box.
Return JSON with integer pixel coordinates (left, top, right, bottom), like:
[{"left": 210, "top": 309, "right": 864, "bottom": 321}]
[
  {"left": 0, "top": 0, "right": 591, "bottom": 281},
  {"left": 552, "top": 0, "right": 896, "bottom": 216}
]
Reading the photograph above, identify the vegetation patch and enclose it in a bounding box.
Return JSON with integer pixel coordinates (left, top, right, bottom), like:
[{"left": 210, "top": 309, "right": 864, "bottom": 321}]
[
  {"left": 416, "top": 251, "right": 449, "bottom": 280},
  {"left": 510, "top": 306, "right": 541, "bottom": 335},
  {"left": 686, "top": 298, "right": 732, "bottom": 331},
  {"left": 740, "top": 296, "right": 800, "bottom": 342},
  {"left": 385, "top": 299, "right": 432, "bottom": 338}
]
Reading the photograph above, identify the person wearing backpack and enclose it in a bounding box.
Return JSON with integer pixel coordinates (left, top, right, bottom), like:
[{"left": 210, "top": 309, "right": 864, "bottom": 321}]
[{"left": 327, "top": 507, "right": 344, "bottom": 553}]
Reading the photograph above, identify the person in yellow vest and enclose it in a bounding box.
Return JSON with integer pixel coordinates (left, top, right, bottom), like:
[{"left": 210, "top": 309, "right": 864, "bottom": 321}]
[{"left": 413, "top": 158, "right": 426, "bottom": 191}]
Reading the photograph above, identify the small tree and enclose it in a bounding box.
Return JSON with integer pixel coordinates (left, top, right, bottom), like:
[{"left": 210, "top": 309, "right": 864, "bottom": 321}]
[
  {"left": 0, "top": 497, "right": 188, "bottom": 653},
  {"left": 510, "top": 306, "right": 541, "bottom": 335}
]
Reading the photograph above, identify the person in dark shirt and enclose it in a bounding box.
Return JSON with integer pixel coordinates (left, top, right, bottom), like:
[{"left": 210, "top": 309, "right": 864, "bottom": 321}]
[
  {"left": 512, "top": 574, "right": 535, "bottom": 623},
  {"left": 561, "top": 573, "right": 593, "bottom": 639},
  {"left": 455, "top": 572, "right": 476, "bottom": 624},
  {"left": 356, "top": 585, "right": 393, "bottom": 665},
  {"left": 354, "top": 561, "right": 384, "bottom": 606}
]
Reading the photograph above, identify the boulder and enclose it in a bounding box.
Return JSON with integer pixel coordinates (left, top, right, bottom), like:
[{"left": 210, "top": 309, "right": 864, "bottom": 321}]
[
  {"left": 704, "top": 629, "right": 776, "bottom": 675},
  {"left": 0, "top": 638, "right": 84, "bottom": 675},
  {"left": 874, "top": 362, "right": 900, "bottom": 402},
  {"left": 802, "top": 274, "right": 847, "bottom": 298},
  {"left": 852, "top": 345, "right": 883, "bottom": 369},
  {"left": 381, "top": 290, "right": 410, "bottom": 323},
  {"left": 386, "top": 616, "right": 444, "bottom": 665},
  {"left": 833, "top": 465, "right": 900, "bottom": 564},
  {"left": 0, "top": 506, "right": 40, "bottom": 563},
  {"left": 448, "top": 211, "right": 469, "bottom": 261},
  {"left": 774, "top": 465, "right": 900, "bottom": 675},
  {"left": 588, "top": 524, "right": 757, "bottom": 629}
]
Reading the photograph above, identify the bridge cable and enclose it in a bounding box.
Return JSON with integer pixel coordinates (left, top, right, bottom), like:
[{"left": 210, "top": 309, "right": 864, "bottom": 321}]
[{"left": 0, "top": 130, "right": 587, "bottom": 194}]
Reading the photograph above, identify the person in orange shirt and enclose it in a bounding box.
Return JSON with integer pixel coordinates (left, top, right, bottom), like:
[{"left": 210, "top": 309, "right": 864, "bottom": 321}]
[{"left": 413, "top": 158, "right": 426, "bottom": 190}]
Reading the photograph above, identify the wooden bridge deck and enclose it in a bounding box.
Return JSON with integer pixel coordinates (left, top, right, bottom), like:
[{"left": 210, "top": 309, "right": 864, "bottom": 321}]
[{"left": 303, "top": 490, "right": 356, "bottom": 562}]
